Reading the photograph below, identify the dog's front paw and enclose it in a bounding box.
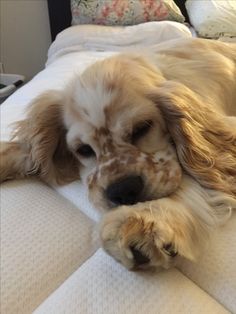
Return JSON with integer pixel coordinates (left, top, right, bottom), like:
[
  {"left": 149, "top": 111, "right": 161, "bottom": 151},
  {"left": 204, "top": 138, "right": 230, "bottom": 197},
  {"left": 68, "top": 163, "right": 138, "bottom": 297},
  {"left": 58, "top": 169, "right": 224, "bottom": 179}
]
[{"left": 100, "top": 203, "right": 184, "bottom": 270}]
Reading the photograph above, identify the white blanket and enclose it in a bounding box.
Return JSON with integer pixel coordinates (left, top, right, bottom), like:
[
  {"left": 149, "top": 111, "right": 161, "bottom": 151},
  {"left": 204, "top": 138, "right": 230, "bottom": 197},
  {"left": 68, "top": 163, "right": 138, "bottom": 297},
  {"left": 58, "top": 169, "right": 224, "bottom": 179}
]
[{"left": 47, "top": 21, "right": 192, "bottom": 64}]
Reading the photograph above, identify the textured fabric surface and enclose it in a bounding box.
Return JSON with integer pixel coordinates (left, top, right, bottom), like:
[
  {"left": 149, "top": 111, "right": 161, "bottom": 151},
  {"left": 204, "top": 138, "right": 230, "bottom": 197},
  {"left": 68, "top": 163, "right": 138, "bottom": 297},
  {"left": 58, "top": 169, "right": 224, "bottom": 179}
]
[
  {"left": 71, "top": 0, "right": 185, "bottom": 26},
  {"left": 34, "top": 249, "right": 229, "bottom": 314},
  {"left": 55, "top": 182, "right": 103, "bottom": 222},
  {"left": 0, "top": 180, "right": 99, "bottom": 314},
  {"left": 178, "top": 213, "right": 236, "bottom": 314}
]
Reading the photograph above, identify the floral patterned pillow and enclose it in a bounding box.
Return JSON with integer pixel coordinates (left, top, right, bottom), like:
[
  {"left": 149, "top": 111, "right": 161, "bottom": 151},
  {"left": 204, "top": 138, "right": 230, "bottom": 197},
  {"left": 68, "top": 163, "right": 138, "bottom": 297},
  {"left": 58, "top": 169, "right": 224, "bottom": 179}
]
[{"left": 71, "top": 0, "right": 185, "bottom": 26}]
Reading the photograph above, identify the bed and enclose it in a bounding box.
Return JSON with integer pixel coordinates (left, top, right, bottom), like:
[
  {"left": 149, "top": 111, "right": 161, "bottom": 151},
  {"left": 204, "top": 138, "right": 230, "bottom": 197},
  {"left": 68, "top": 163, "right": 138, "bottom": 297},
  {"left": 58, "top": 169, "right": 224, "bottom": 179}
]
[{"left": 1, "top": 1, "right": 236, "bottom": 313}]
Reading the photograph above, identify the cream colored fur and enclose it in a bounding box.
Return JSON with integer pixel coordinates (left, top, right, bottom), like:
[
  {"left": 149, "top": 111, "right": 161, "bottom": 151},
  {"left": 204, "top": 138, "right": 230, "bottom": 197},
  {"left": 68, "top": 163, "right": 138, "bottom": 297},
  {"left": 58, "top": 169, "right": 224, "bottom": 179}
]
[{"left": 1, "top": 38, "right": 236, "bottom": 270}]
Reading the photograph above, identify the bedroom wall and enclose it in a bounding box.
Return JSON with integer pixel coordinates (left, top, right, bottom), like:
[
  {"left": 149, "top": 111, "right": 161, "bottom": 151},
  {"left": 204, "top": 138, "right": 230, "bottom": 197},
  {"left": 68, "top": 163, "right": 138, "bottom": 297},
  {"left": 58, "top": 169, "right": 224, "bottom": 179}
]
[{"left": 0, "top": 0, "right": 51, "bottom": 80}]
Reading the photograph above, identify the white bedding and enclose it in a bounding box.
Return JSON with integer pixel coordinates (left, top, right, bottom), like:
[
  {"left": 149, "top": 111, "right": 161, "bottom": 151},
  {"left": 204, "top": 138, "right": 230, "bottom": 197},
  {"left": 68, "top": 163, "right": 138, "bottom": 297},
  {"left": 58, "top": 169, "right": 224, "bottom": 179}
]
[{"left": 1, "top": 22, "right": 236, "bottom": 314}]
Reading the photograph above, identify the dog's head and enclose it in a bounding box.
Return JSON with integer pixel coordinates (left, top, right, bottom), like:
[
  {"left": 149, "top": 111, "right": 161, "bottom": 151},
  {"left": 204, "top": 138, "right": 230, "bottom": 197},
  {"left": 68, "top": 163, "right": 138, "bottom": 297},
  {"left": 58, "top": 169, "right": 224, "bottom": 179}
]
[
  {"left": 15, "top": 54, "right": 236, "bottom": 206},
  {"left": 64, "top": 55, "right": 183, "bottom": 209}
]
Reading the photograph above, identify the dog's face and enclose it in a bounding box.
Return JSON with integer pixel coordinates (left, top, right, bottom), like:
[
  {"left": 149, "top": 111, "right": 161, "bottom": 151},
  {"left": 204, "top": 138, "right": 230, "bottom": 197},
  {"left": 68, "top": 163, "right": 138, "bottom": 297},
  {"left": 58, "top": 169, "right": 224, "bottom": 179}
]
[
  {"left": 12, "top": 52, "right": 235, "bottom": 206},
  {"left": 64, "top": 55, "right": 182, "bottom": 209}
]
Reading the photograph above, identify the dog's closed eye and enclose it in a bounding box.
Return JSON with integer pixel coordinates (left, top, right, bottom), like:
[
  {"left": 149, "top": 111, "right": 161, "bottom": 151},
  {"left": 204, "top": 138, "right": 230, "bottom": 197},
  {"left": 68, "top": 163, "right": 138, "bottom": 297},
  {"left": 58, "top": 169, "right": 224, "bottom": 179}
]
[
  {"left": 131, "top": 120, "right": 153, "bottom": 143},
  {"left": 76, "top": 144, "right": 95, "bottom": 158}
]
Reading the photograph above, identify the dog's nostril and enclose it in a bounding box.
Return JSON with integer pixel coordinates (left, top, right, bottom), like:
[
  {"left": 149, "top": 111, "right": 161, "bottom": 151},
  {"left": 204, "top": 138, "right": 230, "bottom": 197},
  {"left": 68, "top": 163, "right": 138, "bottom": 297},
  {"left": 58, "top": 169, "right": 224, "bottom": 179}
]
[
  {"left": 130, "top": 246, "right": 150, "bottom": 265},
  {"left": 105, "top": 175, "right": 144, "bottom": 206}
]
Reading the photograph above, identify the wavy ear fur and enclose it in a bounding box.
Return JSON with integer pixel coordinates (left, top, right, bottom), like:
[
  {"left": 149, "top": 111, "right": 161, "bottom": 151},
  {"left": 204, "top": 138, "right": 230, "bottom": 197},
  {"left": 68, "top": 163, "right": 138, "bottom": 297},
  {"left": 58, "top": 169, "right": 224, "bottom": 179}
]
[
  {"left": 150, "top": 81, "right": 236, "bottom": 197},
  {"left": 0, "top": 91, "right": 80, "bottom": 184}
]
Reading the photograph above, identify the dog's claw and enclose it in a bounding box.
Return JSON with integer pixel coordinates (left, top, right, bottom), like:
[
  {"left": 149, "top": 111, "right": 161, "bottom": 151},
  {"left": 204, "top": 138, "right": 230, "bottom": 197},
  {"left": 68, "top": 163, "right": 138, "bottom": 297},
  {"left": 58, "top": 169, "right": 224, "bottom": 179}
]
[{"left": 162, "top": 243, "right": 178, "bottom": 257}]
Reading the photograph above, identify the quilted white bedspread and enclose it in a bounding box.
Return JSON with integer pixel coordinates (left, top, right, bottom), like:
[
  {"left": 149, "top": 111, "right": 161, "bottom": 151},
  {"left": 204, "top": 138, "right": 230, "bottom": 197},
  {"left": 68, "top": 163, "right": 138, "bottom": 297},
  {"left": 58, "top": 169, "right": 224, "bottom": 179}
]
[{"left": 1, "top": 22, "right": 236, "bottom": 314}]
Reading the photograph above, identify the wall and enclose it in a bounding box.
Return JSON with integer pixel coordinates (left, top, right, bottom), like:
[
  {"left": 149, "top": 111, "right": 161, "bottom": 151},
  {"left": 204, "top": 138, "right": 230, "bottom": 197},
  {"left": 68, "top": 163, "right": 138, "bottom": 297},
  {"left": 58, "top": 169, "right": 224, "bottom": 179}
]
[{"left": 0, "top": 0, "right": 52, "bottom": 80}]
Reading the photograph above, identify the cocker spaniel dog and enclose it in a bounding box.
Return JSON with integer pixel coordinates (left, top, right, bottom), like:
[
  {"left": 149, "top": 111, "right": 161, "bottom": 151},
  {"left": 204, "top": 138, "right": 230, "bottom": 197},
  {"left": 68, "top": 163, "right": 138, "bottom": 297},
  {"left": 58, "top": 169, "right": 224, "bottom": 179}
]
[{"left": 1, "top": 38, "right": 236, "bottom": 270}]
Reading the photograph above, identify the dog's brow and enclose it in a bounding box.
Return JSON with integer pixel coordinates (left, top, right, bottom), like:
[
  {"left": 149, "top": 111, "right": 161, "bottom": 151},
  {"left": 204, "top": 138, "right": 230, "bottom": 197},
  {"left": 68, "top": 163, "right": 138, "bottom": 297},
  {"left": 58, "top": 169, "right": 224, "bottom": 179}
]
[{"left": 93, "top": 127, "right": 115, "bottom": 155}]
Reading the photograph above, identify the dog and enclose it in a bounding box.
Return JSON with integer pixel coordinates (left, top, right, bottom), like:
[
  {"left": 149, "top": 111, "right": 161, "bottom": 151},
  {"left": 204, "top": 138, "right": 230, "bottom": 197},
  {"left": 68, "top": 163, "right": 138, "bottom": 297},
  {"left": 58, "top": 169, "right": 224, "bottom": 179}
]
[{"left": 1, "top": 38, "right": 236, "bottom": 270}]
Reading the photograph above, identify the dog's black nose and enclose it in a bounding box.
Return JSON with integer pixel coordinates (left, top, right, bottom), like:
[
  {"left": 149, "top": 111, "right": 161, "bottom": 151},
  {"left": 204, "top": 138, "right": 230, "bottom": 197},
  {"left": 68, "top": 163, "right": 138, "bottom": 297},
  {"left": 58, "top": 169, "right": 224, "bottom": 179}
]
[{"left": 106, "top": 175, "right": 143, "bottom": 206}]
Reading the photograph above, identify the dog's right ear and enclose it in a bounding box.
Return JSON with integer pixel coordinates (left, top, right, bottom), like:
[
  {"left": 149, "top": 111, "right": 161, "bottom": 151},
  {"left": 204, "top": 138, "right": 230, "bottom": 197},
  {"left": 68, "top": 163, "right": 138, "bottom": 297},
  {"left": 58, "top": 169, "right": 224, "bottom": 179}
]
[
  {"left": 148, "top": 81, "right": 236, "bottom": 196},
  {"left": 0, "top": 91, "right": 80, "bottom": 185}
]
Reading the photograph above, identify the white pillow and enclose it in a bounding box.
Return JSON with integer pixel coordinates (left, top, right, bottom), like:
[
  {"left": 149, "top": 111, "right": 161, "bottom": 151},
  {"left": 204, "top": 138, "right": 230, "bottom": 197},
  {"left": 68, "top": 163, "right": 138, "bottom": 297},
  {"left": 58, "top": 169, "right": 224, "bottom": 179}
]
[{"left": 186, "top": 0, "right": 236, "bottom": 38}]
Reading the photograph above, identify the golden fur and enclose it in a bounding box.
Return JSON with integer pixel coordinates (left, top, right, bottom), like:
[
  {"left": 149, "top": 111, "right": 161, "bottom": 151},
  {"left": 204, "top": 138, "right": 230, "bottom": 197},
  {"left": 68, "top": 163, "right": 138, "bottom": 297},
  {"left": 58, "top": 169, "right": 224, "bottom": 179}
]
[{"left": 1, "top": 38, "right": 236, "bottom": 270}]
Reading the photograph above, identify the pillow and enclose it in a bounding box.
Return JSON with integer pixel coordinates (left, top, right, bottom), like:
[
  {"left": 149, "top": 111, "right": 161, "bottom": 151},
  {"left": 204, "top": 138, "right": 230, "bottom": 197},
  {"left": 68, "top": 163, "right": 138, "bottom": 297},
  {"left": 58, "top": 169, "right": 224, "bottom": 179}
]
[
  {"left": 71, "top": 0, "right": 185, "bottom": 26},
  {"left": 186, "top": 0, "right": 236, "bottom": 39}
]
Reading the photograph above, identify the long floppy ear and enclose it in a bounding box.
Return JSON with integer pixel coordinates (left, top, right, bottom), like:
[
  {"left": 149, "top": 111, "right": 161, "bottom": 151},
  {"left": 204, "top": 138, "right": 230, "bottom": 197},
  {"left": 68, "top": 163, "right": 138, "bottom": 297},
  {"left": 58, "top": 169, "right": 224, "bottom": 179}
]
[
  {"left": 0, "top": 91, "right": 80, "bottom": 185},
  {"left": 150, "top": 81, "right": 236, "bottom": 197}
]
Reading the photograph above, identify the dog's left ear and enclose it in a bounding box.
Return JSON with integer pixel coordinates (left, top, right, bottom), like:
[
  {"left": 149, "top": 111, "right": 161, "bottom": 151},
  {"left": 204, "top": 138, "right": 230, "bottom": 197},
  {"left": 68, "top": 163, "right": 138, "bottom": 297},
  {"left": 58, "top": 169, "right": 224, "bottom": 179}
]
[
  {"left": 0, "top": 91, "right": 80, "bottom": 185},
  {"left": 148, "top": 81, "right": 236, "bottom": 196}
]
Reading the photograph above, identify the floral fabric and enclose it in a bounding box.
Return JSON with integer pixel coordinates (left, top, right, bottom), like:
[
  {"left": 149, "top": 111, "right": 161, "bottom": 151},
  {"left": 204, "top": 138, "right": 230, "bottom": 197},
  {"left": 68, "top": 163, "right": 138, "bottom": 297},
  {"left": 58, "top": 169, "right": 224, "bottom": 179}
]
[{"left": 71, "top": 0, "right": 185, "bottom": 26}]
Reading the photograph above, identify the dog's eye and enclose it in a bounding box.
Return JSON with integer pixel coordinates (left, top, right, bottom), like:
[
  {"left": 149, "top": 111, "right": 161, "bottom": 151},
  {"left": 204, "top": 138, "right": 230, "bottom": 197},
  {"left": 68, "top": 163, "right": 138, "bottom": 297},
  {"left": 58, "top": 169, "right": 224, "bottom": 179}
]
[
  {"left": 76, "top": 144, "right": 95, "bottom": 158},
  {"left": 132, "top": 120, "right": 153, "bottom": 143}
]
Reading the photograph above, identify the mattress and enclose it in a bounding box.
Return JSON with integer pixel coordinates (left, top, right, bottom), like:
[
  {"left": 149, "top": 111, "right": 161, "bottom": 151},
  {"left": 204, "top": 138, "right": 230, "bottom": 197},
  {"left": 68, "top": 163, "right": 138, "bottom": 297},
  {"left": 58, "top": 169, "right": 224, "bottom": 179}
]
[{"left": 1, "top": 22, "right": 236, "bottom": 314}]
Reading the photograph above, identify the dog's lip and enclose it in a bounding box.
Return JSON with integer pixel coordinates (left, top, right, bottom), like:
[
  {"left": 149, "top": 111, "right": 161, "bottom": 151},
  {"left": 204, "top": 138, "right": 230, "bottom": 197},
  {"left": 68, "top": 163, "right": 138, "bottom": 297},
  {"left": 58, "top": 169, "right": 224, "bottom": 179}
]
[{"left": 106, "top": 195, "right": 151, "bottom": 209}]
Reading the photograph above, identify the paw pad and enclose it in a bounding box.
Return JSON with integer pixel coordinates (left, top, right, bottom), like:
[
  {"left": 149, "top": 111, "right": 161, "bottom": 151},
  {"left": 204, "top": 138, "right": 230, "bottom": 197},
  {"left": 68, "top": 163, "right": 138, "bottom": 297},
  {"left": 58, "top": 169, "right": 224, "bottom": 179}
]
[{"left": 130, "top": 245, "right": 150, "bottom": 265}]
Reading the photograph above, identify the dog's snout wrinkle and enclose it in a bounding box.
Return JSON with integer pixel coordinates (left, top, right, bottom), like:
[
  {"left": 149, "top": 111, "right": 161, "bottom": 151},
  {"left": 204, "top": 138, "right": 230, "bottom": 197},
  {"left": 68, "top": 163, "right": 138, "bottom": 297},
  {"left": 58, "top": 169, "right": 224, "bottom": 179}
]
[{"left": 106, "top": 175, "right": 143, "bottom": 206}]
